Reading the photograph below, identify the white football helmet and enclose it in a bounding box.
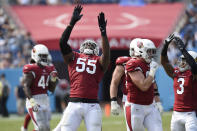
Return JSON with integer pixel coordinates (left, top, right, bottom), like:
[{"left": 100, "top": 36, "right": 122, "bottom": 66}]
[
  {"left": 178, "top": 51, "right": 197, "bottom": 72},
  {"left": 31, "top": 44, "right": 49, "bottom": 66},
  {"left": 79, "top": 40, "right": 99, "bottom": 56},
  {"left": 129, "top": 38, "right": 142, "bottom": 57},
  {"left": 134, "top": 39, "right": 156, "bottom": 63}
]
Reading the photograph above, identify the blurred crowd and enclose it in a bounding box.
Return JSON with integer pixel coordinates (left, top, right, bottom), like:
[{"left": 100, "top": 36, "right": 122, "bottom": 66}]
[
  {"left": 5, "top": 0, "right": 182, "bottom": 6},
  {"left": 167, "top": 0, "right": 197, "bottom": 66},
  {"left": 0, "top": 7, "right": 34, "bottom": 69}
]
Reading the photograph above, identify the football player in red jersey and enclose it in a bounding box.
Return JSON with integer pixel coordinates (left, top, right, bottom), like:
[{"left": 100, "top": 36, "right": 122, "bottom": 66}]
[
  {"left": 161, "top": 34, "right": 197, "bottom": 131},
  {"left": 53, "top": 5, "right": 110, "bottom": 131},
  {"left": 110, "top": 38, "right": 163, "bottom": 131},
  {"left": 22, "top": 44, "right": 58, "bottom": 131},
  {"left": 21, "top": 53, "right": 55, "bottom": 131},
  {"left": 124, "top": 38, "right": 163, "bottom": 131}
]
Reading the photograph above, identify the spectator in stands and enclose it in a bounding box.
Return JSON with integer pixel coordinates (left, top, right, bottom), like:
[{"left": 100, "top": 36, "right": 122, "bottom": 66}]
[
  {"left": 185, "top": 0, "right": 197, "bottom": 24},
  {"left": 15, "top": 77, "right": 26, "bottom": 116},
  {"left": 0, "top": 73, "right": 10, "bottom": 117}
]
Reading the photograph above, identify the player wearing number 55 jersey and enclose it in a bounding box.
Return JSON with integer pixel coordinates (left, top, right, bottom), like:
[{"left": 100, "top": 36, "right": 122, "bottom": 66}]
[
  {"left": 22, "top": 44, "right": 58, "bottom": 131},
  {"left": 53, "top": 5, "right": 110, "bottom": 131},
  {"left": 161, "top": 34, "right": 197, "bottom": 131}
]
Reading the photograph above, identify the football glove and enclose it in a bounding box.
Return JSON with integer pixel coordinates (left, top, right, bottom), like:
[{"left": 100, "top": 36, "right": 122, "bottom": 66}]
[
  {"left": 98, "top": 12, "right": 107, "bottom": 36},
  {"left": 70, "top": 5, "right": 83, "bottom": 26},
  {"left": 165, "top": 33, "right": 175, "bottom": 45},
  {"left": 155, "top": 102, "right": 163, "bottom": 114},
  {"left": 50, "top": 71, "right": 58, "bottom": 82},
  {"left": 149, "top": 61, "right": 159, "bottom": 77},
  {"left": 174, "top": 36, "right": 185, "bottom": 52},
  {"left": 29, "top": 98, "right": 40, "bottom": 112},
  {"left": 111, "top": 101, "right": 120, "bottom": 116}
]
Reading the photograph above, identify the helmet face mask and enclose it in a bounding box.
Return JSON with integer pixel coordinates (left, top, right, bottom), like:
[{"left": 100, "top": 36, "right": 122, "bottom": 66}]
[
  {"left": 31, "top": 44, "right": 49, "bottom": 66},
  {"left": 178, "top": 51, "right": 197, "bottom": 72},
  {"left": 79, "top": 40, "right": 99, "bottom": 56},
  {"left": 177, "top": 57, "right": 189, "bottom": 72}
]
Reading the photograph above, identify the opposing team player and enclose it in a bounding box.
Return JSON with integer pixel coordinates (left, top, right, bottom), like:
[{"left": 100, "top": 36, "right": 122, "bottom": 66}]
[
  {"left": 125, "top": 38, "right": 163, "bottom": 131},
  {"left": 22, "top": 44, "right": 58, "bottom": 131},
  {"left": 161, "top": 34, "right": 197, "bottom": 131},
  {"left": 54, "top": 5, "right": 110, "bottom": 131}
]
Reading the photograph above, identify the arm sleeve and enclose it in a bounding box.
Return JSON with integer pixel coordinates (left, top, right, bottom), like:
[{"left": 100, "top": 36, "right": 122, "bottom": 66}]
[
  {"left": 181, "top": 49, "right": 197, "bottom": 74},
  {"left": 161, "top": 42, "right": 169, "bottom": 57},
  {"left": 59, "top": 25, "right": 73, "bottom": 55}
]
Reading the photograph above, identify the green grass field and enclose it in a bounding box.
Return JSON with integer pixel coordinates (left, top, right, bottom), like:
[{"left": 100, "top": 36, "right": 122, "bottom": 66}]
[{"left": 0, "top": 111, "right": 172, "bottom": 131}]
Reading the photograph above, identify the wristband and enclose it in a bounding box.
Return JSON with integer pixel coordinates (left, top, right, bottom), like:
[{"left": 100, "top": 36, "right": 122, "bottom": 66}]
[{"left": 111, "top": 97, "right": 117, "bottom": 101}]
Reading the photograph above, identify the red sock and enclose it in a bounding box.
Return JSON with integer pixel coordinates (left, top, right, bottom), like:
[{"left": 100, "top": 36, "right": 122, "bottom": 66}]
[{"left": 24, "top": 114, "right": 31, "bottom": 129}]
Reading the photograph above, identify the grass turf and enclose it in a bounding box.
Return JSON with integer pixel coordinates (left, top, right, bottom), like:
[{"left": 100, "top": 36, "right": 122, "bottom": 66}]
[{"left": 0, "top": 111, "right": 172, "bottom": 131}]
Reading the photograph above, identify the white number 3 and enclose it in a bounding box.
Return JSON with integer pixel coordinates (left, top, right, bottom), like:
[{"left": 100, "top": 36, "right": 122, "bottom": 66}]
[
  {"left": 177, "top": 78, "right": 184, "bottom": 95},
  {"left": 76, "top": 58, "right": 96, "bottom": 74}
]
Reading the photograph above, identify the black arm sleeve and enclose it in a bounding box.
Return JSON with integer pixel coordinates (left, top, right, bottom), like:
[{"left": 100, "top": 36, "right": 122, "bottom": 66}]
[
  {"left": 161, "top": 42, "right": 169, "bottom": 57},
  {"left": 181, "top": 49, "right": 197, "bottom": 74},
  {"left": 59, "top": 25, "right": 73, "bottom": 55}
]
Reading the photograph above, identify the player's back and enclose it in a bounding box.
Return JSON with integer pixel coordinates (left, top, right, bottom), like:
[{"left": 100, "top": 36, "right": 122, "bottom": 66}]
[{"left": 68, "top": 52, "right": 104, "bottom": 99}]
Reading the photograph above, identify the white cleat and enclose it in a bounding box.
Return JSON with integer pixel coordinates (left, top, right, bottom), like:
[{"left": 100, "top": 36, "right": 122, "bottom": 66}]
[{"left": 21, "top": 126, "right": 27, "bottom": 131}]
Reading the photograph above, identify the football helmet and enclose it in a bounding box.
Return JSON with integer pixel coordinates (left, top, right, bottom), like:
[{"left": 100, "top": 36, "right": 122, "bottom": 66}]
[
  {"left": 134, "top": 39, "right": 156, "bottom": 63},
  {"left": 79, "top": 40, "right": 99, "bottom": 56},
  {"left": 129, "top": 38, "right": 142, "bottom": 57},
  {"left": 178, "top": 51, "right": 197, "bottom": 72},
  {"left": 48, "top": 54, "right": 52, "bottom": 65},
  {"left": 31, "top": 44, "right": 49, "bottom": 66}
]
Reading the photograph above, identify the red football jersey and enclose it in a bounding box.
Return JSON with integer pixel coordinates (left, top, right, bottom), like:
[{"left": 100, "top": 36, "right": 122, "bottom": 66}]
[
  {"left": 115, "top": 56, "right": 130, "bottom": 95},
  {"left": 23, "top": 63, "right": 56, "bottom": 95},
  {"left": 173, "top": 68, "right": 197, "bottom": 112},
  {"left": 126, "top": 57, "right": 154, "bottom": 105},
  {"left": 68, "top": 52, "right": 104, "bottom": 99}
]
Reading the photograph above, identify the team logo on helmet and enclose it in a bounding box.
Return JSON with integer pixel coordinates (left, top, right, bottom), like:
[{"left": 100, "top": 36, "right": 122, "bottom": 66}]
[
  {"left": 32, "top": 48, "right": 36, "bottom": 53},
  {"left": 137, "top": 41, "right": 144, "bottom": 48}
]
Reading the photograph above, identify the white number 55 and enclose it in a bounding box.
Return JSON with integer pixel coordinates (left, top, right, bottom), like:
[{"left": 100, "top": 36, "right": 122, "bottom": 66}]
[{"left": 76, "top": 58, "right": 96, "bottom": 74}]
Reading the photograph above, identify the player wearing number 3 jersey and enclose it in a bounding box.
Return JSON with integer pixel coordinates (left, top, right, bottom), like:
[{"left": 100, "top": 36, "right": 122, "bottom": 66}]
[
  {"left": 53, "top": 5, "right": 110, "bottom": 131},
  {"left": 161, "top": 34, "right": 197, "bottom": 131}
]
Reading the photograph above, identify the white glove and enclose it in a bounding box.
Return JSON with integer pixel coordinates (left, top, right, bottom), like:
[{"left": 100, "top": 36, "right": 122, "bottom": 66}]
[
  {"left": 111, "top": 101, "right": 120, "bottom": 116},
  {"left": 149, "top": 61, "right": 159, "bottom": 77},
  {"left": 155, "top": 102, "right": 163, "bottom": 114},
  {"left": 50, "top": 71, "right": 58, "bottom": 82},
  {"left": 29, "top": 98, "right": 40, "bottom": 112}
]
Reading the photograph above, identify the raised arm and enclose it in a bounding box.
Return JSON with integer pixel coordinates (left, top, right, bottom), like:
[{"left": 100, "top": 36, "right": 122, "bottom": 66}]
[
  {"left": 175, "top": 36, "right": 197, "bottom": 76},
  {"left": 59, "top": 5, "right": 83, "bottom": 64},
  {"left": 160, "top": 34, "right": 174, "bottom": 78},
  {"left": 98, "top": 12, "right": 110, "bottom": 72}
]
